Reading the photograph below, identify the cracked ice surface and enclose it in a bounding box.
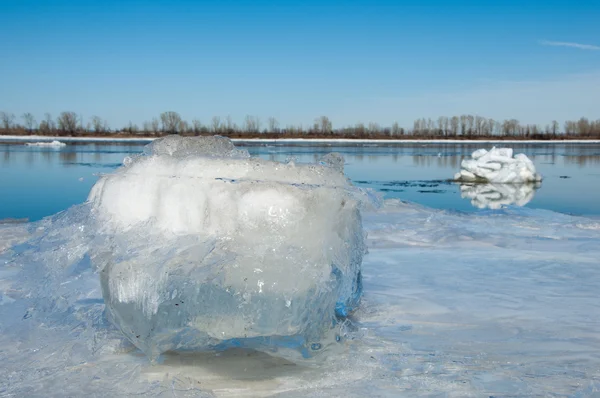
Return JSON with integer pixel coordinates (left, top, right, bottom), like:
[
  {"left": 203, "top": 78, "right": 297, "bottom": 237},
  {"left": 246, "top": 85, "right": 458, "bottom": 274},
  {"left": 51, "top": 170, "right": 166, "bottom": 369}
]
[
  {"left": 2, "top": 200, "right": 600, "bottom": 396},
  {"left": 454, "top": 147, "right": 542, "bottom": 183}
]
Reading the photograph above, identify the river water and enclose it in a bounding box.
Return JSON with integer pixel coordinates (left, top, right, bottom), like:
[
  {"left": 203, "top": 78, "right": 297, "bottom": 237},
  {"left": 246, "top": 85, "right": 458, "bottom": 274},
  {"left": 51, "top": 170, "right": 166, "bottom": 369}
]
[{"left": 1, "top": 141, "right": 600, "bottom": 221}]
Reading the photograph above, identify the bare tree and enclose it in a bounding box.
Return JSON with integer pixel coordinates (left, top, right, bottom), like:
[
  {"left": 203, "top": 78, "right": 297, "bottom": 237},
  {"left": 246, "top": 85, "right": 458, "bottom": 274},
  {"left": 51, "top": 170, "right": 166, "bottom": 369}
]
[
  {"left": 437, "top": 116, "right": 446, "bottom": 136},
  {"left": 38, "top": 113, "right": 55, "bottom": 134},
  {"left": 577, "top": 117, "right": 591, "bottom": 137},
  {"left": 91, "top": 116, "right": 105, "bottom": 133},
  {"left": 57, "top": 111, "right": 78, "bottom": 133},
  {"left": 79, "top": 113, "right": 85, "bottom": 131},
  {"left": 474, "top": 116, "right": 485, "bottom": 136},
  {"left": 124, "top": 121, "right": 140, "bottom": 134},
  {"left": 315, "top": 116, "right": 332, "bottom": 135},
  {"left": 0, "top": 112, "right": 15, "bottom": 130},
  {"left": 178, "top": 120, "right": 189, "bottom": 135},
  {"left": 501, "top": 119, "right": 520, "bottom": 136},
  {"left": 211, "top": 116, "right": 221, "bottom": 133},
  {"left": 391, "top": 121, "right": 400, "bottom": 137},
  {"left": 160, "top": 111, "right": 182, "bottom": 134},
  {"left": 487, "top": 118, "right": 497, "bottom": 135},
  {"left": 368, "top": 122, "right": 380, "bottom": 135},
  {"left": 564, "top": 120, "right": 575, "bottom": 135},
  {"left": 22, "top": 113, "right": 36, "bottom": 132},
  {"left": 39, "top": 120, "right": 50, "bottom": 134},
  {"left": 426, "top": 118, "right": 435, "bottom": 136},
  {"left": 255, "top": 116, "right": 261, "bottom": 133},
  {"left": 149, "top": 118, "right": 160, "bottom": 133},
  {"left": 459, "top": 115, "right": 467, "bottom": 136},
  {"left": 464, "top": 115, "right": 474, "bottom": 135},
  {"left": 192, "top": 119, "right": 202, "bottom": 134},
  {"left": 267, "top": 117, "right": 279, "bottom": 133},
  {"left": 225, "top": 116, "right": 234, "bottom": 133},
  {"left": 44, "top": 113, "right": 55, "bottom": 131},
  {"left": 551, "top": 120, "right": 559, "bottom": 135},
  {"left": 354, "top": 122, "right": 366, "bottom": 136},
  {"left": 412, "top": 119, "right": 422, "bottom": 135},
  {"left": 244, "top": 115, "right": 261, "bottom": 133},
  {"left": 450, "top": 116, "right": 459, "bottom": 136}
]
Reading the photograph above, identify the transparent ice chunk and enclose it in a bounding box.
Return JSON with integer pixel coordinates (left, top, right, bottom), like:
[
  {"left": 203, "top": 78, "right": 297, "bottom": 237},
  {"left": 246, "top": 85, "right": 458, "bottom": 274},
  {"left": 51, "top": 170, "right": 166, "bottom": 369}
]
[{"left": 88, "top": 136, "right": 371, "bottom": 360}]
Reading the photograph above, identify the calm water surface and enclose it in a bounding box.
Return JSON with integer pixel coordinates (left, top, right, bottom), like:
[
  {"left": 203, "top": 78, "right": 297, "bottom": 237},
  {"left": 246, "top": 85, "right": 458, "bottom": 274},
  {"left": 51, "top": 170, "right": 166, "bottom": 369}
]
[{"left": 1, "top": 142, "right": 599, "bottom": 221}]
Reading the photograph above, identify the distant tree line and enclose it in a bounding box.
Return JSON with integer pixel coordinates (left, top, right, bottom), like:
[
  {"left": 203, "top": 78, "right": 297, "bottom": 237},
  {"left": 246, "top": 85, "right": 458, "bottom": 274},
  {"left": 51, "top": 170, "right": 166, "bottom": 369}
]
[{"left": 1, "top": 111, "right": 599, "bottom": 140}]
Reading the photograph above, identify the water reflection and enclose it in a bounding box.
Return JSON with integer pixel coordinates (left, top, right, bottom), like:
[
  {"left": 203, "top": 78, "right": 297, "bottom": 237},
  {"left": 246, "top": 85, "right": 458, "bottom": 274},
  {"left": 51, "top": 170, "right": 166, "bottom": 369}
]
[
  {"left": 59, "top": 151, "right": 78, "bottom": 163},
  {"left": 459, "top": 182, "right": 541, "bottom": 210},
  {"left": 2, "top": 142, "right": 600, "bottom": 219}
]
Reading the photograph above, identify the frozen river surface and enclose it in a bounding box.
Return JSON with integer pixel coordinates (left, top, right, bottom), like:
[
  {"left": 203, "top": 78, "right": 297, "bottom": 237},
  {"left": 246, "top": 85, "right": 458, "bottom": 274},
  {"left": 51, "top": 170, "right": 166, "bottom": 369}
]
[{"left": 1, "top": 141, "right": 600, "bottom": 396}]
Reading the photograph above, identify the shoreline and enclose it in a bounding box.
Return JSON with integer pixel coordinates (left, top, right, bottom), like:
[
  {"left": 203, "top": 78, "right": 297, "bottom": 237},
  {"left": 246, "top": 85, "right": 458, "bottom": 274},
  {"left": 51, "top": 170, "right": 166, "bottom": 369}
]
[{"left": 1, "top": 135, "right": 600, "bottom": 145}]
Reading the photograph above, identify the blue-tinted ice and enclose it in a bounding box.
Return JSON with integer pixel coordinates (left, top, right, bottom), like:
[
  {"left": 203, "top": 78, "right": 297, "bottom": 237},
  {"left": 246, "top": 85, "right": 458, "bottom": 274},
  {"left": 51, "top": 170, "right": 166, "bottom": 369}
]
[
  {"left": 1, "top": 139, "right": 600, "bottom": 396},
  {"left": 68, "top": 136, "right": 371, "bottom": 360}
]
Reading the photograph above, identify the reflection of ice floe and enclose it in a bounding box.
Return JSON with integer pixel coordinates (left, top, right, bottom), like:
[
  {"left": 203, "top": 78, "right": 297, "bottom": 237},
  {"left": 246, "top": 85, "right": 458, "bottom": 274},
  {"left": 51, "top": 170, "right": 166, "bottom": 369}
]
[
  {"left": 454, "top": 147, "right": 542, "bottom": 183},
  {"left": 460, "top": 182, "right": 540, "bottom": 209},
  {"left": 25, "top": 140, "right": 67, "bottom": 147}
]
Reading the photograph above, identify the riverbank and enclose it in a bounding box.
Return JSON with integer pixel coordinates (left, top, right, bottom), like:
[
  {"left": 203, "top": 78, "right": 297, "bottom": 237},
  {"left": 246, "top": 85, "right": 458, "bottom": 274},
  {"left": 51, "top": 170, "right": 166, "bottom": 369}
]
[{"left": 2, "top": 135, "right": 600, "bottom": 145}]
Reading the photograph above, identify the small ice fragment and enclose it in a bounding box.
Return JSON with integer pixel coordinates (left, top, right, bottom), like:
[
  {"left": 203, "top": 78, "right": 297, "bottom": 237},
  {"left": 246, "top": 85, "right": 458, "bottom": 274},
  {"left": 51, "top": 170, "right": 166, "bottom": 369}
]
[{"left": 25, "top": 140, "right": 66, "bottom": 147}]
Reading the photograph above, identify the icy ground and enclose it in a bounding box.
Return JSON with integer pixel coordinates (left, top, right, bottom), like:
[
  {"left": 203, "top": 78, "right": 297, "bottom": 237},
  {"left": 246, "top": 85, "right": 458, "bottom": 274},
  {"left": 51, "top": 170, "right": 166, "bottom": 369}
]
[{"left": 2, "top": 199, "right": 600, "bottom": 396}]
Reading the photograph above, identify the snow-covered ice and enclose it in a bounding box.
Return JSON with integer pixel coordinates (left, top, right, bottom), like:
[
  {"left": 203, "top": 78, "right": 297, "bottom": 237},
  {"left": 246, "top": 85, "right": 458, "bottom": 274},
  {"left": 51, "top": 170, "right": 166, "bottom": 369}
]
[
  {"left": 25, "top": 140, "right": 67, "bottom": 147},
  {"left": 1, "top": 138, "right": 600, "bottom": 396},
  {"left": 454, "top": 147, "right": 542, "bottom": 183}
]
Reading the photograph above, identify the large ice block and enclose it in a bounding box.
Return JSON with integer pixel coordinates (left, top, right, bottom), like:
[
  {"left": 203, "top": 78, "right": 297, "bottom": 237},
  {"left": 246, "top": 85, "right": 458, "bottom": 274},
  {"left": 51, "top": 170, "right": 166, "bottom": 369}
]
[{"left": 87, "top": 135, "right": 369, "bottom": 360}]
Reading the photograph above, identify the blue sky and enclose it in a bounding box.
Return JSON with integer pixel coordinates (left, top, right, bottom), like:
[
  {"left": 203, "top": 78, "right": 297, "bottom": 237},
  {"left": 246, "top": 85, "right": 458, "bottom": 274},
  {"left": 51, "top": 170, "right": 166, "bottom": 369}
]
[{"left": 1, "top": 0, "right": 599, "bottom": 129}]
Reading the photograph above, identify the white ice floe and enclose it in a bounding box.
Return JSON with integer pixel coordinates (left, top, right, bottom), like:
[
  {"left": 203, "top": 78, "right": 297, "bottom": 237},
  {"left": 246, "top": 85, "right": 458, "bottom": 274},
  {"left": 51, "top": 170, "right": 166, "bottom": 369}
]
[
  {"left": 454, "top": 147, "right": 542, "bottom": 183},
  {"left": 460, "top": 182, "right": 540, "bottom": 209},
  {"left": 25, "top": 140, "right": 67, "bottom": 147}
]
